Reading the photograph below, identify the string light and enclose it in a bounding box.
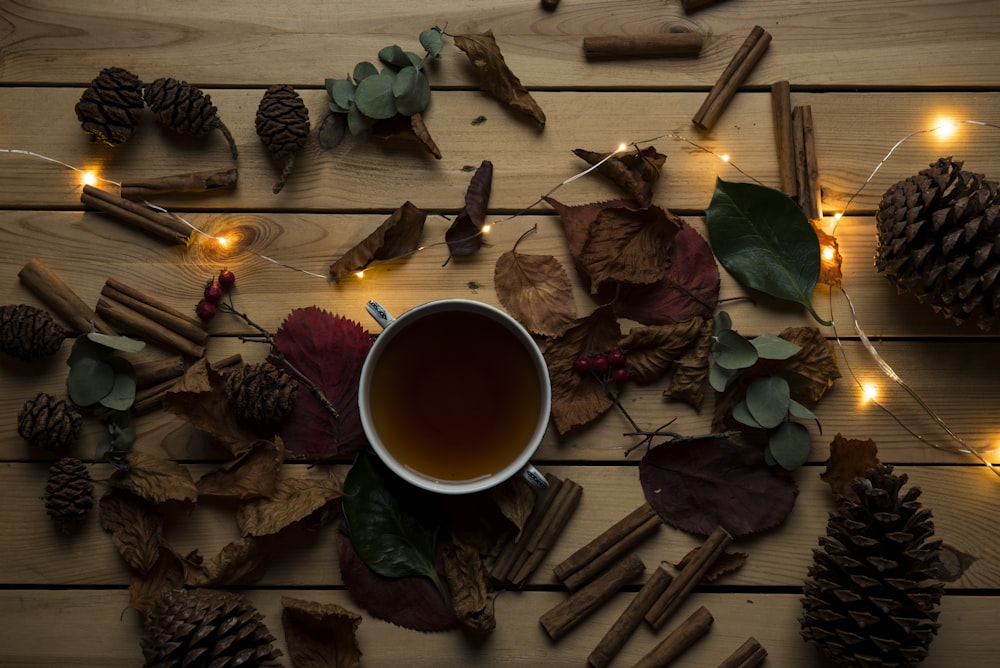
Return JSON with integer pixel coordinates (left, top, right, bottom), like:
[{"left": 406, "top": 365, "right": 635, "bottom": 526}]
[{"left": 861, "top": 382, "right": 879, "bottom": 403}]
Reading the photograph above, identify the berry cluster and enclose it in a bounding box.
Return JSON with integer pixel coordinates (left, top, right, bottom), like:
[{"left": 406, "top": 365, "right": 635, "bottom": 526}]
[
  {"left": 195, "top": 268, "right": 236, "bottom": 320},
  {"left": 574, "top": 348, "right": 630, "bottom": 386}
]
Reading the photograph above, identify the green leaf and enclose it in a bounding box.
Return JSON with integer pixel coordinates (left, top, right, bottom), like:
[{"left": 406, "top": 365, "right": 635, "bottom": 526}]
[
  {"left": 750, "top": 332, "right": 801, "bottom": 360},
  {"left": 328, "top": 77, "right": 356, "bottom": 113},
  {"left": 713, "top": 310, "right": 732, "bottom": 335},
  {"left": 342, "top": 451, "right": 445, "bottom": 597},
  {"left": 745, "top": 376, "right": 790, "bottom": 429},
  {"left": 419, "top": 28, "right": 444, "bottom": 57},
  {"left": 87, "top": 331, "right": 146, "bottom": 353},
  {"left": 100, "top": 357, "right": 136, "bottom": 411},
  {"left": 404, "top": 51, "right": 423, "bottom": 69},
  {"left": 705, "top": 178, "right": 830, "bottom": 325},
  {"left": 66, "top": 336, "right": 102, "bottom": 367},
  {"left": 353, "top": 61, "right": 379, "bottom": 82},
  {"left": 768, "top": 421, "right": 812, "bottom": 470},
  {"left": 732, "top": 399, "right": 763, "bottom": 429},
  {"left": 354, "top": 71, "right": 398, "bottom": 119},
  {"left": 67, "top": 356, "right": 115, "bottom": 406},
  {"left": 709, "top": 363, "right": 739, "bottom": 393},
  {"left": 378, "top": 44, "right": 412, "bottom": 69},
  {"left": 347, "top": 104, "right": 374, "bottom": 135},
  {"left": 788, "top": 398, "right": 817, "bottom": 422},
  {"left": 712, "top": 329, "right": 758, "bottom": 370},
  {"left": 392, "top": 66, "right": 431, "bottom": 116}
]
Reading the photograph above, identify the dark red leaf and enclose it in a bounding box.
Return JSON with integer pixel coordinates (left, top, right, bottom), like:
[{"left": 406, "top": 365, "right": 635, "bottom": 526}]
[
  {"left": 274, "top": 308, "right": 373, "bottom": 459},
  {"left": 543, "top": 196, "right": 637, "bottom": 279},
  {"left": 639, "top": 437, "right": 798, "bottom": 538},
  {"left": 446, "top": 160, "right": 493, "bottom": 259}
]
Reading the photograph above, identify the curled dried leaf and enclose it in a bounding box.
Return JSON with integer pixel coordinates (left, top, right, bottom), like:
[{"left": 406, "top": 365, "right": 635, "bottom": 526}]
[
  {"left": 330, "top": 202, "right": 428, "bottom": 280},
  {"left": 99, "top": 489, "right": 163, "bottom": 575},
  {"left": 281, "top": 596, "right": 363, "bottom": 668},
  {"left": 183, "top": 536, "right": 271, "bottom": 586},
  {"left": 110, "top": 451, "right": 198, "bottom": 506},
  {"left": 663, "top": 317, "right": 714, "bottom": 408},
  {"left": 128, "top": 546, "right": 185, "bottom": 616},
  {"left": 446, "top": 160, "right": 493, "bottom": 259},
  {"left": 777, "top": 326, "right": 842, "bottom": 402},
  {"left": 495, "top": 250, "right": 576, "bottom": 337},
  {"left": 573, "top": 146, "right": 666, "bottom": 207},
  {"left": 579, "top": 205, "right": 680, "bottom": 294},
  {"left": 196, "top": 439, "right": 285, "bottom": 501},
  {"left": 371, "top": 111, "right": 442, "bottom": 159},
  {"left": 237, "top": 470, "right": 343, "bottom": 537},
  {"left": 442, "top": 540, "right": 496, "bottom": 634},
  {"left": 821, "top": 434, "right": 880, "bottom": 500},
  {"left": 453, "top": 31, "right": 545, "bottom": 126},
  {"left": 489, "top": 477, "right": 538, "bottom": 537},
  {"left": 618, "top": 317, "right": 708, "bottom": 385}
]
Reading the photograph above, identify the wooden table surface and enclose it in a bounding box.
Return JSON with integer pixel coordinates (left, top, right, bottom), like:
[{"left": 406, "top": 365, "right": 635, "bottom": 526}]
[{"left": 1, "top": 1, "right": 999, "bottom": 666}]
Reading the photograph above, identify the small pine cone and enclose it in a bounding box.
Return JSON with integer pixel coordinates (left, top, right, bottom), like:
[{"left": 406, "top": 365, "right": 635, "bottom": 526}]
[
  {"left": 800, "top": 464, "right": 943, "bottom": 667},
  {"left": 224, "top": 362, "right": 299, "bottom": 426},
  {"left": 144, "top": 77, "right": 238, "bottom": 159},
  {"left": 141, "top": 587, "right": 282, "bottom": 668},
  {"left": 875, "top": 157, "right": 1000, "bottom": 330},
  {"left": 44, "top": 457, "right": 94, "bottom": 526},
  {"left": 74, "top": 66, "right": 145, "bottom": 146},
  {"left": 0, "top": 304, "right": 67, "bottom": 360},
  {"left": 17, "top": 392, "right": 83, "bottom": 452},
  {"left": 255, "top": 84, "right": 310, "bottom": 194}
]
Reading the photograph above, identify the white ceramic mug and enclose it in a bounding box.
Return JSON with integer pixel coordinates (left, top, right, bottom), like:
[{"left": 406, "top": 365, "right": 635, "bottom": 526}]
[{"left": 359, "top": 298, "right": 550, "bottom": 494}]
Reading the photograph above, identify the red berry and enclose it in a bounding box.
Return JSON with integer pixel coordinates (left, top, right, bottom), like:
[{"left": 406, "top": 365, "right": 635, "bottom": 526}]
[
  {"left": 591, "top": 354, "right": 609, "bottom": 374},
  {"left": 218, "top": 268, "right": 236, "bottom": 289},
  {"left": 574, "top": 357, "right": 591, "bottom": 375},
  {"left": 195, "top": 299, "right": 216, "bottom": 320},
  {"left": 203, "top": 281, "right": 223, "bottom": 303},
  {"left": 609, "top": 349, "right": 627, "bottom": 368},
  {"left": 612, "top": 367, "right": 629, "bottom": 386}
]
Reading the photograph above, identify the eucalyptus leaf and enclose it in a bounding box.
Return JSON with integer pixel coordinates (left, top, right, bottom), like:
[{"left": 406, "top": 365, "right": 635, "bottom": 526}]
[
  {"left": 87, "top": 331, "right": 146, "bottom": 353},
  {"left": 378, "top": 44, "right": 412, "bottom": 69},
  {"left": 789, "top": 399, "right": 822, "bottom": 433},
  {"left": 751, "top": 332, "right": 801, "bottom": 360},
  {"left": 342, "top": 451, "right": 445, "bottom": 597},
  {"left": 763, "top": 445, "right": 777, "bottom": 467},
  {"left": 419, "top": 28, "right": 444, "bottom": 57},
  {"left": 392, "top": 66, "right": 431, "bottom": 116},
  {"left": 768, "top": 421, "right": 812, "bottom": 470},
  {"left": 745, "top": 376, "right": 791, "bottom": 429},
  {"left": 732, "top": 399, "right": 763, "bottom": 429},
  {"left": 405, "top": 51, "right": 423, "bottom": 69},
  {"left": 347, "top": 104, "right": 374, "bottom": 135},
  {"left": 66, "top": 336, "right": 102, "bottom": 367},
  {"left": 329, "top": 77, "right": 356, "bottom": 112},
  {"left": 705, "top": 178, "right": 830, "bottom": 325},
  {"left": 67, "top": 356, "right": 116, "bottom": 406},
  {"left": 353, "top": 61, "right": 379, "bottom": 82},
  {"left": 100, "top": 357, "right": 137, "bottom": 411},
  {"left": 709, "top": 363, "right": 739, "bottom": 393},
  {"left": 713, "top": 310, "right": 732, "bottom": 335},
  {"left": 712, "top": 329, "right": 758, "bottom": 370},
  {"left": 355, "top": 72, "right": 398, "bottom": 119}
]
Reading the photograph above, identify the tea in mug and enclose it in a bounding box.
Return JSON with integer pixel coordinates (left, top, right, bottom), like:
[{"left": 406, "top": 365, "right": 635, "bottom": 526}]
[{"left": 367, "top": 309, "right": 543, "bottom": 482}]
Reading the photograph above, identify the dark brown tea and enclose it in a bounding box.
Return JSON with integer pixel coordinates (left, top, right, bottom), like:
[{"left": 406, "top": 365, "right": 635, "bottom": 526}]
[{"left": 367, "top": 309, "right": 543, "bottom": 482}]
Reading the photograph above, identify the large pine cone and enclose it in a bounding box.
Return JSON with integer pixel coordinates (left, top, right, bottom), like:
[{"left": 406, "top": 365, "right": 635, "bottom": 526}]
[
  {"left": 875, "top": 157, "right": 1000, "bottom": 330},
  {"left": 144, "top": 77, "right": 238, "bottom": 159},
  {"left": 141, "top": 587, "right": 282, "bottom": 668},
  {"left": 224, "top": 362, "right": 299, "bottom": 426},
  {"left": 800, "top": 464, "right": 943, "bottom": 667},
  {"left": 74, "top": 66, "right": 145, "bottom": 146},
  {"left": 0, "top": 304, "right": 67, "bottom": 360},
  {"left": 44, "top": 457, "right": 94, "bottom": 526},
  {"left": 17, "top": 392, "right": 83, "bottom": 452},
  {"left": 255, "top": 84, "right": 310, "bottom": 194}
]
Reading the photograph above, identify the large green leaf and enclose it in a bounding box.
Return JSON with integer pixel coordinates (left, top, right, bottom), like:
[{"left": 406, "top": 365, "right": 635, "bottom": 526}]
[
  {"left": 705, "top": 178, "right": 830, "bottom": 325},
  {"left": 354, "top": 71, "right": 398, "bottom": 119},
  {"left": 342, "top": 451, "right": 444, "bottom": 597},
  {"left": 392, "top": 66, "right": 431, "bottom": 116}
]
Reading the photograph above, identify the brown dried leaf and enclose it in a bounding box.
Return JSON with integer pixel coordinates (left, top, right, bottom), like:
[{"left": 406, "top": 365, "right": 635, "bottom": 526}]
[
  {"left": 183, "top": 536, "right": 271, "bottom": 587},
  {"left": 442, "top": 540, "right": 496, "bottom": 634},
  {"left": 237, "top": 471, "right": 343, "bottom": 537},
  {"left": 543, "top": 305, "right": 622, "bottom": 434},
  {"left": 489, "top": 477, "right": 538, "bottom": 537},
  {"left": 812, "top": 220, "right": 843, "bottom": 288},
  {"left": 329, "top": 202, "right": 428, "bottom": 281},
  {"left": 821, "top": 434, "right": 880, "bottom": 500},
  {"left": 580, "top": 205, "right": 680, "bottom": 294},
  {"left": 778, "top": 326, "right": 842, "bottom": 402},
  {"left": 370, "top": 111, "right": 442, "bottom": 159},
  {"left": 446, "top": 160, "right": 493, "bottom": 259},
  {"left": 545, "top": 197, "right": 635, "bottom": 265},
  {"left": 128, "top": 545, "right": 184, "bottom": 616},
  {"left": 196, "top": 439, "right": 285, "bottom": 501},
  {"left": 110, "top": 451, "right": 198, "bottom": 506},
  {"left": 99, "top": 489, "right": 163, "bottom": 575},
  {"left": 453, "top": 31, "right": 545, "bottom": 126},
  {"left": 573, "top": 146, "right": 666, "bottom": 207},
  {"left": 495, "top": 251, "right": 576, "bottom": 337},
  {"left": 281, "top": 596, "right": 363, "bottom": 668},
  {"left": 618, "top": 317, "right": 708, "bottom": 385},
  {"left": 664, "top": 316, "right": 714, "bottom": 408},
  {"left": 675, "top": 548, "right": 748, "bottom": 582}
]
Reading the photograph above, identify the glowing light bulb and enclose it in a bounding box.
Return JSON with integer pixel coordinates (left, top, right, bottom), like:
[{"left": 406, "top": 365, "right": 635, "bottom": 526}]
[
  {"left": 933, "top": 118, "right": 957, "bottom": 140},
  {"left": 215, "top": 235, "right": 230, "bottom": 248},
  {"left": 822, "top": 244, "right": 837, "bottom": 263},
  {"left": 80, "top": 171, "right": 98, "bottom": 187},
  {"left": 719, "top": 154, "right": 730, "bottom": 163},
  {"left": 862, "top": 383, "right": 879, "bottom": 403},
  {"left": 481, "top": 224, "right": 492, "bottom": 234},
  {"left": 616, "top": 143, "right": 628, "bottom": 153},
  {"left": 355, "top": 270, "right": 365, "bottom": 279}
]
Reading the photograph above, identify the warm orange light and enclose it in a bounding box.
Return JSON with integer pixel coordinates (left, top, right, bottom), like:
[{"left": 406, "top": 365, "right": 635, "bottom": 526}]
[
  {"left": 616, "top": 143, "right": 628, "bottom": 153},
  {"left": 933, "top": 118, "right": 958, "bottom": 140},
  {"left": 862, "top": 383, "right": 879, "bottom": 403},
  {"left": 481, "top": 224, "right": 492, "bottom": 234},
  {"left": 214, "top": 235, "right": 231, "bottom": 248},
  {"left": 719, "top": 154, "right": 731, "bottom": 163},
  {"left": 80, "top": 170, "right": 98, "bottom": 187},
  {"left": 822, "top": 244, "right": 837, "bottom": 264},
  {"left": 355, "top": 270, "right": 365, "bottom": 279}
]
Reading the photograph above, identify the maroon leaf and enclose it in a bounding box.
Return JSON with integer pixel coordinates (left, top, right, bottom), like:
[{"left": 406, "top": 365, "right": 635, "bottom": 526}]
[
  {"left": 639, "top": 437, "right": 798, "bottom": 538},
  {"left": 446, "top": 160, "right": 493, "bottom": 259},
  {"left": 544, "top": 196, "right": 637, "bottom": 279},
  {"left": 329, "top": 202, "right": 427, "bottom": 281},
  {"left": 274, "top": 308, "right": 373, "bottom": 459}
]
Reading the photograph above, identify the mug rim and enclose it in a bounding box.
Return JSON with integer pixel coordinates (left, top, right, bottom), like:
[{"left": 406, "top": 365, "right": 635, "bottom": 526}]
[{"left": 358, "top": 299, "right": 551, "bottom": 494}]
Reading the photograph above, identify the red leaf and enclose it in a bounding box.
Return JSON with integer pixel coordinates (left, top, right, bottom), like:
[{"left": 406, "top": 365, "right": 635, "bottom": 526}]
[
  {"left": 639, "top": 437, "right": 798, "bottom": 538},
  {"left": 274, "top": 308, "right": 373, "bottom": 459},
  {"left": 329, "top": 202, "right": 427, "bottom": 281},
  {"left": 446, "top": 160, "right": 493, "bottom": 259},
  {"left": 544, "top": 196, "right": 637, "bottom": 277}
]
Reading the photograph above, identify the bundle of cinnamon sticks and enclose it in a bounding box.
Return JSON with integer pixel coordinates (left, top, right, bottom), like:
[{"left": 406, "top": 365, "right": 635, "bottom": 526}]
[
  {"left": 96, "top": 277, "right": 207, "bottom": 359},
  {"left": 771, "top": 81, "right": 823, "bottom": 219}
]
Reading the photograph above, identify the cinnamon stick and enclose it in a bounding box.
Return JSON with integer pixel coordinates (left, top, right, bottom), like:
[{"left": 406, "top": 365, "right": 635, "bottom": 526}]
[
  {"left": 681, "top": 0, "right": 732, "bottom": 13},
  {"left": 133, "top": 353, "right": 241, "bottom": 415},
  {"left": 510, "top": 478, "right": 583, "bottom": 585},
  {"left": 134, "top": 356, "right": 187, "bottom": 388},
  {"left": 120, "top": 168, "right": 238, "bottom": 198},
  {"left": 96, "top": 297, "right": 205, "bottom": 359},
  {"left": 539, "top": 552, "right": 645, "bottom": 641},
  {"left": 692, "top": 26, "right": 772, "bottom": 132},
  {"left": 584, "top": 33, "right": 703, "bottom": 60},
  {"left": 793, "top": 104, "right": 822, "bottom": 219},
  {"left": 587, "top": 566, "right": 673, "bottom": 668},
  {"left": 645, "top": 526, "right": 732, "bottom": 630},
  {"left": 555, "top": 502, "right": 661, "bottom": 590},
  {"left": 17, "top": 257, "right": 116, "bottom": 334},
  {"left": 771, "top": 81, "right": 797, "bottom": 197},
  {"left": 81, "top": 184, "right": 194, "bottom": 245},
  {"left": 102, "top": 278, "right": 208, "bottom": 346},
  {"left": 633, "top": 605, "right": 714, "bottom": 668},
  {"left": 717, "top": 637, "right": 767, "bottom": 668}
]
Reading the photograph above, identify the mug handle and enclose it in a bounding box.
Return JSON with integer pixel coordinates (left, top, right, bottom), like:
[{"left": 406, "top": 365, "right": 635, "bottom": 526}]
[
  {"left": 366, "top": 300, "right": 395, "bottom": 330},
  {"left": 521, "top": 464, "right": 549, "bottom": 491}
]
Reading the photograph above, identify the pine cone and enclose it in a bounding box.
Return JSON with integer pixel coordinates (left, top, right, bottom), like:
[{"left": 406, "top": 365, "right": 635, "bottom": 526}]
[
  {"left": 74, "top": 66, "right": 145, "bottom": 146},
  {"left": 141, "top": 587, "right": 282, "bottom": 668},
  {"left": 144, "top": 77, "right": 238, "bottom": 159},
  {"left": 224, "top": 362, "right": 299, "bottom": 426},
  {"left": 44, "top": 457, "right": 94, "bottom": 526},
  {"left": 17, "top": 392, "right": 83, "bottom": 452},
  {"left": 255, "top": 84, "right": 310, "bottom": 194},
  {"left": 0, "top": 304, "right": 67, "bottom": 360},
  {"left": 875, "top": 157, "right": 1000, "bottom": 330},
  {"left": 800, "top": 464, "right": 943, "bottom": 667}
]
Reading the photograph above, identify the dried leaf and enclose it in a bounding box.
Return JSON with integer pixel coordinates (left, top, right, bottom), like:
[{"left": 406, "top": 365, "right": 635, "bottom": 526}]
[
  {"left": 618, "top": 317, "right": 708, "bottom": 385},
  {"left": 573, "top": 146, "right": 666, "bottom": 207},
  {"left": 99, "top": 489, "right": 163, "bottom": 575},
  {"left": 579, "top": 205, "right": 680, "bottom": 294},
  {"left": 453, "top": 30, "right": 545, "bottom": 126},
  {"left": 281, "top": 596, "right": 363, "bottom": 668},
  {"left": 675, "top": 548, "right": 748, "bottom": 583},
  {"left": 196, "top": 439, "right": 285, "bottom": 501},
  {"left": 330, "top": 202, "right": 428, "bottom": 280},
  {"left": 821, "top": 434, "right": 880, "bottom": 500},
  {"left": 543, "top": 305, "right": 622, "bottom": 434},
  {"left": 183, "top": 536, "right": 271, "bottom": 586},
  {"left": 664, "top": 317, "right": 714, "bottom": 408},
  {"left": 237, "top": 470, "right": 343, "bottom": 537},
  {"left": 639, "top": 437, "right": 799, "bottom": 538},
  {"left": 274, "top": 308, "right": 373, "bottom": 459},
  {"left": 442, "top": 540, "right": 496, "bottom": 634},
  {"left": 128, "top": 545, "right": 185, "bottom": 616},
  {"left": 494, "top": 251, "right": 575, "bottom": 336},
  {"left": 545, "top": 197, "right": 635, "bottom": 266},
  {"left": 812, "top": 220, "right": 843, "bottom": 288},
  {"left": 777, "top": 326, "right": 842, "bottom": 402},
  {"left": 446, "top": 160, "right": 493, "bottom": 259},
  {"left": 370, "top": 111, "right": 442, "bottom": 159},
  {"left": 489, "top": 477, "right": 538, "bottom": 537},
  {"left": 110, "top": 451, "right": 198, "bottom": 506}
]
